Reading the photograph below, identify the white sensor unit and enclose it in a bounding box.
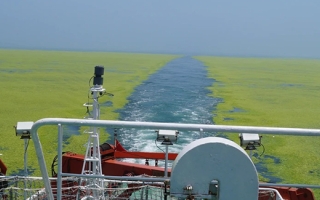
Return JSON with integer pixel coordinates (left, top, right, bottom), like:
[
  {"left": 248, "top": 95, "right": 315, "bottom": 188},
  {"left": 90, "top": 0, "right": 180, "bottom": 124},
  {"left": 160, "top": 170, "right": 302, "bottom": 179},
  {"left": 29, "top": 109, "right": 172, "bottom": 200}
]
[
  {"left": 239, "top": 133, "right": 261, "bottom": 147},
  {"left": 16, "top": 121, "right": 34, "bottom": 136},
  {"left": 157, "top": 130, "right": 178, "bottom": 142}
]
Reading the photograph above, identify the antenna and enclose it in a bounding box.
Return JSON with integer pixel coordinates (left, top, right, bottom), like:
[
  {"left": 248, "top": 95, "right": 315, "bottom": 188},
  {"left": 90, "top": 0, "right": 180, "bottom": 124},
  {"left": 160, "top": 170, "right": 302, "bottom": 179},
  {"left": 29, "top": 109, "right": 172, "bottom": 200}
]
[{"left": 81, "top": 66, "right": 106, "bottom": 198}]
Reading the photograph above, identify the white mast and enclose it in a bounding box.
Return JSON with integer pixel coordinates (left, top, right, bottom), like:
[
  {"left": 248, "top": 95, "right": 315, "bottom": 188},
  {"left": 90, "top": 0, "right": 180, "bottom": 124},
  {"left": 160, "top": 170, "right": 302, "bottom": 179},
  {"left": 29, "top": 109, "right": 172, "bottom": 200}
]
[{"left": 81, "top": 66, "right": 105, "bottom": 198}]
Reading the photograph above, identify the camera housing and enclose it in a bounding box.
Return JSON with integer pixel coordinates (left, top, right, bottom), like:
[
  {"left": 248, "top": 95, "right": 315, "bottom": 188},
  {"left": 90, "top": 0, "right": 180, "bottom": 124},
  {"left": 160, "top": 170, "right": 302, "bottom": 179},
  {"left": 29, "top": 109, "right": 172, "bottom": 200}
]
[
  {"left": 15, "top": 121, "right": 34, "bottom": 138},
  {"left": 156, "top": 130, "right": 178, "bottom": 143},
  {"left": 239, "top": 133, "right": 261, "bottom": 147},
  {"left": 93, "top": 66, "right": 104, "bottom": 86}
]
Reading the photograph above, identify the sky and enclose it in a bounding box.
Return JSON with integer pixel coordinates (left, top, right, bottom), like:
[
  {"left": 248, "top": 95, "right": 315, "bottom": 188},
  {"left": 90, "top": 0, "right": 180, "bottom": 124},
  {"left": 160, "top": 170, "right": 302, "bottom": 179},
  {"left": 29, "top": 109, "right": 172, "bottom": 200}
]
[{"left": 0, "top": 1, "right": 320, "bottom": 58}]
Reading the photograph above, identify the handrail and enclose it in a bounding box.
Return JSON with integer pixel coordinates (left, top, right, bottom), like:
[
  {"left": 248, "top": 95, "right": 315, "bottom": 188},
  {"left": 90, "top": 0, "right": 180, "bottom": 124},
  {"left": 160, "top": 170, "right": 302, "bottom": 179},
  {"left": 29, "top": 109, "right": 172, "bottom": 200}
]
[
  {"left": 259, "top": 187, "right": 284, "bottom": 200},
  {"left": 2, "top": 175, "right": 320, "bottom": 189},
  {"left": 30, "top": 118, "right": 320, "bottom": 200}
]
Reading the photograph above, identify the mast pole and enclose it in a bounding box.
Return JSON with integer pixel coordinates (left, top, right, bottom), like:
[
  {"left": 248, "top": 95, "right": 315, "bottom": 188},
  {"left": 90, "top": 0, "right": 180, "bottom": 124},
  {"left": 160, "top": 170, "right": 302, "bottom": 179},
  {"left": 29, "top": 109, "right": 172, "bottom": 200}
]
[{"left": 81, "top": 66, "right": 105, "bottom": 198}]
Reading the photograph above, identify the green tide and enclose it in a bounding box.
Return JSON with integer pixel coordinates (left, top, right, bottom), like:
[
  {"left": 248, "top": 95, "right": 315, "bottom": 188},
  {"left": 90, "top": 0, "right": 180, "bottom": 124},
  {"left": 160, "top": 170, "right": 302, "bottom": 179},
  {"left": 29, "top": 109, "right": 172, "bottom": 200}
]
[
  {"left": 0, "top": 49, "right": 178, "bottom": 176},
  {"left": 1, "top": 49, "right": 320, "bottom": 198},
  {"left": 197, "top": 56, "right": 320, "bottom": 197}
]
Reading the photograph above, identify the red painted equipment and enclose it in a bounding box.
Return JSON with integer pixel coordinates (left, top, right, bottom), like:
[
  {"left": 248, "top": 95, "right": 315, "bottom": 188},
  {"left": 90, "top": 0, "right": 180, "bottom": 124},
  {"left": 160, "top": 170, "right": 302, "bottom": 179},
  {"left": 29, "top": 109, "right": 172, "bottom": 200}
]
[
  {"left": 57, "top": 140, "right": 177, "bottom": 177},
  {"left": 0, "top": 159, "right": 6, "bottom": 175},
  {"left": 51, "top": 140, "right": 315, "bottom": 200}
]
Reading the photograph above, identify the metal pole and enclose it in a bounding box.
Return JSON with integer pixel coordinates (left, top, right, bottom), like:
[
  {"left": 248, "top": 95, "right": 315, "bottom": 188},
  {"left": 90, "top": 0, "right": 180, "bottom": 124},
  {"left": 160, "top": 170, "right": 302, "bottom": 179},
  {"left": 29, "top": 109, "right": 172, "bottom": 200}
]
[
  {"left": 57, "top": 124, "right": 63, "bottom": 200},
  {"left": 31, "top": 128, "right": 54, "bottom": 200},
  {"left": 164, "top": 181, "right": 168, "bottom": 200},
  {"left": 32, "top": 118, "right": 320, "bottom": 136},
  {"left": 200, "top": 128, "right": 203, "bottom": 138},
  {"left": 165, "top": 145, "right": 168, "bottom": 178},
  {"left": 24, "top": 139, "right": 28, "bottom": 200},
  {"left": 145, "top": 185, "right": 149, "bottom": 200},
  {"left": 61, "top": 172, "right": 169, "bottom": 182},
  {"left": 10, "top": 187, "right": 12, "bottom": 200}
]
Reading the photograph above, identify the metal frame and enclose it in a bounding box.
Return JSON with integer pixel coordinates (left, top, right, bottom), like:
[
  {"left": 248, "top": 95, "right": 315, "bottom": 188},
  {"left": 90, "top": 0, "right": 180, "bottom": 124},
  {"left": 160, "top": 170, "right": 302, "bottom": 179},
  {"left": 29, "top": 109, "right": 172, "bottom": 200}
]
[{"left": 30, "top": 118, "right": 320, "bottom": 200}]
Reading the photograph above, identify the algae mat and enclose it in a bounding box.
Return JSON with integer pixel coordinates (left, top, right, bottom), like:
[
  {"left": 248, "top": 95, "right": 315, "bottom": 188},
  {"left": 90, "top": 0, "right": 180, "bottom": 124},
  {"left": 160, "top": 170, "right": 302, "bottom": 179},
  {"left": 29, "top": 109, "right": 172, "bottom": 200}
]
[
  {"left": 0, "top": 49, "right": 178, "bottom": 175},
  {"left": 197, "top": 56, "right": 320, "bottom": 196}
]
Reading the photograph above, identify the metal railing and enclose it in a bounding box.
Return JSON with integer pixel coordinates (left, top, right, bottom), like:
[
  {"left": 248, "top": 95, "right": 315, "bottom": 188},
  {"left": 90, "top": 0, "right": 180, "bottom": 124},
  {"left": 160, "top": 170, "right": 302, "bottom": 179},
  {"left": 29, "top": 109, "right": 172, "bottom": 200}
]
[
  {"left": 28, "top": 118, "right": 320, "bottom": 200},
  {"left": 0, "top": 175, "right": 167, "bottom": 200}
]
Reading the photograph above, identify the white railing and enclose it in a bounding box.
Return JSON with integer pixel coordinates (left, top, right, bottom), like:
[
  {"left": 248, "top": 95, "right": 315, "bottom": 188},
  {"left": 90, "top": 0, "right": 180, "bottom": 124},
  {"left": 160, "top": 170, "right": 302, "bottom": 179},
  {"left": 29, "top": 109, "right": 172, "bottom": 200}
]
[{"left": 27, "top": 118, "right": 320, "bottom": 200}]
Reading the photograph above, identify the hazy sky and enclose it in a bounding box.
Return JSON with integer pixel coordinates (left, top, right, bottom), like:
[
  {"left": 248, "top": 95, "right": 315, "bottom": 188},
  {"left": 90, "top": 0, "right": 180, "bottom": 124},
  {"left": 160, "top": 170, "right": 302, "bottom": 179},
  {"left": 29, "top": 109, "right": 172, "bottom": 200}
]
[{"left": 1, "top": 1, "right": 320, "bottom": 58}]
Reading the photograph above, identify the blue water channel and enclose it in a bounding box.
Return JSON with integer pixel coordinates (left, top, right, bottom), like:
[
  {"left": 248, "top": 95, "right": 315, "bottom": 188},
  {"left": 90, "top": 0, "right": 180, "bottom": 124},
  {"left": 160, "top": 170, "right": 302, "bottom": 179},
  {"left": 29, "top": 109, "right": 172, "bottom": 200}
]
[
  {"left": 113, "top": 56, "right": 282, "bottom": 182},
  {"left": 115, "top": 56, "right": 219, "bottom": 157}
]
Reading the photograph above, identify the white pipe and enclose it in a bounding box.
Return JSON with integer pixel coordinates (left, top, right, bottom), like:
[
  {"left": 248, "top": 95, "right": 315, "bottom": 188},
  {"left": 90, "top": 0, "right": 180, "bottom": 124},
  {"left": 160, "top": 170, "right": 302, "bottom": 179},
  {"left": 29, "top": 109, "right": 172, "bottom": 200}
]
[
  {"left": 165, "top": 145, "right": 168, "bottom": 178},
  {"left": 57, "top": 124, "right": 63, "bottom": 200}
]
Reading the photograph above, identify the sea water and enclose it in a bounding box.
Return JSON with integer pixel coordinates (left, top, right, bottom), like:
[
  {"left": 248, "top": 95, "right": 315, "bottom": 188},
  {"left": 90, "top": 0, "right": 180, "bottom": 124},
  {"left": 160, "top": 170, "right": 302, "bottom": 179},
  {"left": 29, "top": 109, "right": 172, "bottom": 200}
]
[{"left": 115, "top": 56, "right": 219, "bottom": 165}]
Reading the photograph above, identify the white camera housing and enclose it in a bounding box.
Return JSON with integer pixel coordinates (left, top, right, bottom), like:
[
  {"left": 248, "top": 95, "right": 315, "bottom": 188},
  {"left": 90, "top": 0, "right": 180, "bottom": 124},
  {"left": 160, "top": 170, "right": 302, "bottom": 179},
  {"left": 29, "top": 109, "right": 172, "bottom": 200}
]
[
  {"left": 16, "top": 121, "right": 34, "bottom": 137},
  {"left": 156, "top": 130, "right": 178, "bottom": 142},
  {"left": 239, "top": 133, "right": 261, "bottom": 147}
]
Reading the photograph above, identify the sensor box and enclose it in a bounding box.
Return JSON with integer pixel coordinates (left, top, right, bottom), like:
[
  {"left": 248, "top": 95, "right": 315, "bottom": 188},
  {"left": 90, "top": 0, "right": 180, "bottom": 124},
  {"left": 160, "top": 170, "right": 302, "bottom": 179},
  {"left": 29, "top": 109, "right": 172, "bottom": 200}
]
[
  {"left": 239, "top": 133, "right": 261, "bottom": 147},
  {"left": 16, "top": 121, "right": 34, "bottom": 136},
  {"left": 157, "top": 130, "right": 178, "bottom": 142}
]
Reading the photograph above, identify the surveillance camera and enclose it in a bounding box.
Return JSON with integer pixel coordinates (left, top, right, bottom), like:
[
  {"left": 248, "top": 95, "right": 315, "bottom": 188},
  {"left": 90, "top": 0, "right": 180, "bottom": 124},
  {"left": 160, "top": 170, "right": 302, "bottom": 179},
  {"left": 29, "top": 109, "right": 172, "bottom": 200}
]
[
  {"left": 239, "top": 133, "right": 261, "bottom": 147},
  {"left": 93, "top": 66, "right": 104, "bottom": 86},
  {"left": 15, "top": 121, "right": 34, "bottom": 137},
  {"left": 156, "top": 130, "right": 178, "bottom": 143}
]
